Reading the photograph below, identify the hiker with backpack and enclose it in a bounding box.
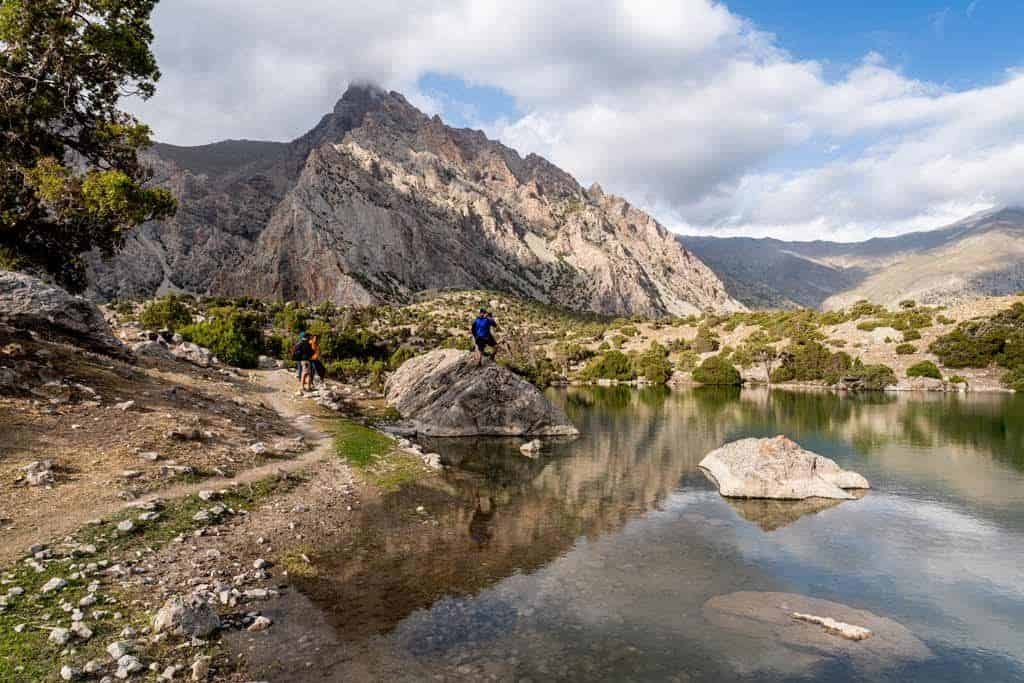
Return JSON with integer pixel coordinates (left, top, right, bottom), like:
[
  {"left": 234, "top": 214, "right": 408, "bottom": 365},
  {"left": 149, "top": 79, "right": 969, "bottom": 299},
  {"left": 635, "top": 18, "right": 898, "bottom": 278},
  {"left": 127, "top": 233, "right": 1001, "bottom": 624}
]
[{"left": 291, "top": 332, "right": 315, "bottom": 392}]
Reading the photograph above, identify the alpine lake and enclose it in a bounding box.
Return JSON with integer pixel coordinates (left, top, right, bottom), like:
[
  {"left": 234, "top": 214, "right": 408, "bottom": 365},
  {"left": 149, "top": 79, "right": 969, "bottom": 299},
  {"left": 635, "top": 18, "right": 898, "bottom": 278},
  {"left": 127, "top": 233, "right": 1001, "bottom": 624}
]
[{"left": 246, "top": 386, "right": 1024, "bottom": 682}]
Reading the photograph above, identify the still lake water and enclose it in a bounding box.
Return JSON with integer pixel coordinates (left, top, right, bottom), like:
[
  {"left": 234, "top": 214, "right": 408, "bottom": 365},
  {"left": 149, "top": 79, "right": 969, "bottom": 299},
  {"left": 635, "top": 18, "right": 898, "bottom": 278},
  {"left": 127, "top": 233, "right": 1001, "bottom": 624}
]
[{"left": 304, "top": 387, "right": 1024, "bottom": 682}]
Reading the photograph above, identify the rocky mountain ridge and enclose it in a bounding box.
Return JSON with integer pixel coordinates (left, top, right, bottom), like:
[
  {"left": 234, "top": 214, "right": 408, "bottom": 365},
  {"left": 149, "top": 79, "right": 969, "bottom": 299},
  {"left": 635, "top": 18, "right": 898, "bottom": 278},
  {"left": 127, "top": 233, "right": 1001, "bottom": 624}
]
[
  {"left": 681, "top": 207, "right": 1024, "bottom": 309},
  {"left": 87, "top": 85, "right": 741, "bottom": 317}
]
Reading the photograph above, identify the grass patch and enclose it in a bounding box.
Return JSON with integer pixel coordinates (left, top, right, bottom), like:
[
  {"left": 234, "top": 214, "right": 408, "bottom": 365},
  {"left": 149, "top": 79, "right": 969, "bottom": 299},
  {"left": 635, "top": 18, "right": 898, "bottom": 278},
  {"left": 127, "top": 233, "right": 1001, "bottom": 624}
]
[
  {"left": 331, "top": 420, "right": 394, "bottom": 467},
  {"left": 0, "top": 476, "right": 299, "bottom": 682}
]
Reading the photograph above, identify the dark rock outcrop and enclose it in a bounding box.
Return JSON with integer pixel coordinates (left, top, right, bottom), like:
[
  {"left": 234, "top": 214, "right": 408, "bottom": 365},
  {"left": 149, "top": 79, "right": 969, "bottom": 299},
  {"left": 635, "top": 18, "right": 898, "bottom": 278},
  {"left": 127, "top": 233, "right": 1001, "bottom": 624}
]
[
  {"left": 0, "top": 270, "right": 124, "bottom": 355},
  {"left": 385, "top": 349, "right": 579, "bottom": 437}
]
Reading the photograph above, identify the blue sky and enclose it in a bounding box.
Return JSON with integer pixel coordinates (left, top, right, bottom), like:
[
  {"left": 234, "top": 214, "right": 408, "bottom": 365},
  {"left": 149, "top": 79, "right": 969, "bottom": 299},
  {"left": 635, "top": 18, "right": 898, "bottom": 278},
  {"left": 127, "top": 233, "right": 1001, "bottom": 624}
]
[{"left": 135, "top": 0, "right": 1024, "bottom": 240}]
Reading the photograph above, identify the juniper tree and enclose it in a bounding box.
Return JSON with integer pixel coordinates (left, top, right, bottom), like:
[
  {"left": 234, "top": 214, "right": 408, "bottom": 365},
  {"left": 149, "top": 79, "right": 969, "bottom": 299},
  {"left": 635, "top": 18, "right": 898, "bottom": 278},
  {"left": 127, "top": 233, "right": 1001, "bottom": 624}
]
[{"left": 0, "top": 0, "right": 174, "bottom": 290}]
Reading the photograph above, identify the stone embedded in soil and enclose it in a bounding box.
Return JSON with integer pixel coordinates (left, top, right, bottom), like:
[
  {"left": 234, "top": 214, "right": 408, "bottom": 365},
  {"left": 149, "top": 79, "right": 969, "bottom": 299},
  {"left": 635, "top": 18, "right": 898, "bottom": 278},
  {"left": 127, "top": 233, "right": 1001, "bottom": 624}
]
[
  {"left": 252, "top": 559, "right": 271, "bottom": 570},
  {"left": 59, "top": 665, "right": 80, "bottom": 681},
  {"left": 24, "top": 460, "right": 55, "bottom": 487},
  {"left": 191, "top": 655, "right": 212, "bottom": 681},
  {"left": 246, "top": 615, "right": 272, "bottom": 632},
  {"left": 70, "top": 621, "right": 93, "bottom": 640},
  {"left": 106, "top": 640, "right": 133, "bottom": 660},
  {"left": 115, "top": 654, "right": 143, "bottom": 679},
  {"left": 49, "top": 627, "right": 71, "bottom": 644},
  {"left": 116, "top": 520, "right": 135, "bottom": 534},
  {"left": 114, "top": 400, "right": 135, "bottom": 412},
  {"left": 152, "top": 593, "right": 220, "bottom": 638},
  {"left": 41, "top": 577, "right": 68, "bottom": 593}
]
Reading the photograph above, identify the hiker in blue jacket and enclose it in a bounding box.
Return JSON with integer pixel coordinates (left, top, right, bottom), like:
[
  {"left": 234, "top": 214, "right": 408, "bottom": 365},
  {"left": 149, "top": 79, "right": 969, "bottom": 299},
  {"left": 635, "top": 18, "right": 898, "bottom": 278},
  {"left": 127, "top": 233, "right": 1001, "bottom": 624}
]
[{"left": 471, "top": 308, "right": 500, "bottom": 365}]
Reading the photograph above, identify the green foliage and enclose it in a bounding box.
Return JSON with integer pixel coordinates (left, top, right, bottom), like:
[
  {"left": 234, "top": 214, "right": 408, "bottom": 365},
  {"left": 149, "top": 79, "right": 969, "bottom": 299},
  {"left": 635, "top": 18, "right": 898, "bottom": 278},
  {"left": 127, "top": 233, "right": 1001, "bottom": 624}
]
[
  {"left": 948, "top": 375, "right": 968, "bottom": 385},
  {"left": 618, "top": 324, "right": 639, "bottom": 337},
  {"left": 899, "top": 299, "right": 917, "bottom": 309},
  {"left": 692, "top": 355, "right": 741, "bottom": 386},
  {"left": 929, "top": 304, "right": 1024, "bottom": 368},
  {"left": 274, "top": 305, "right": 310, "bottom": 333},
  {"left": 936, "top": 314, "right": 956, "bottom": 325},
  {"left": 331, "top": 420, "right": 393, "bottom": 468},
  {"left": 179, "top": 307, "right": 264, "bottom": 368},
  {"left": 895, "top": 343, "right": 917, "bottom": 355},
  {"left": 503, "top": 355, "right": 559, "bottom": 388},
  {"left": 771, "top": 340, "right": 852, "bottom": 384},
  {"left": 690, "top": 325, "right": 720, "bottom": 353},
  {"left": 582, "top": 351, "right": 635, "bottom": 381},
  {"left": 844, "top": 360, "right": 897, "bottom": 390},
  {"left": 675, "top": 350, "right": 700, "bottom": 372},
  {"left": 388, "top": 346, "right": 417, "bottom": 369},
  {"left": 0, "top": 0, "right": 176, "bottom": 290},
  {"left": 326, "top": 358, "right": 387, "bottom": 385},
  {"left": 633, "top": 342, "right": 672, "bottom": 383},
  {"left": 1002, "top": 366, "right": 1024, "bottom": 392},
  {"left": 902, "top": 329, "right": 922, "bottom": 342},
  {"left": 138, "top": 295, "right": 192, "bottom": 331},
  {"left": 907, "top": 361, "right": 942, "bottom": 380}
]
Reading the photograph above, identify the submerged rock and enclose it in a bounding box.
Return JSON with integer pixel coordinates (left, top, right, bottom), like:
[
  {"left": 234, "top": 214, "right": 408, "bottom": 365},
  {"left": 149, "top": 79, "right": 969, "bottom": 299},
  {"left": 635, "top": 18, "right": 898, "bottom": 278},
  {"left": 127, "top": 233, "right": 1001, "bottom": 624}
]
[
  {"left": 699, "top": 435, "right": 869, "bottom": 500},
  {"left": 385, "top": 349, "right": 579, "bottom": 437},
  {"left": 703, "top": 592, "right": 932, "bottom": 675}
]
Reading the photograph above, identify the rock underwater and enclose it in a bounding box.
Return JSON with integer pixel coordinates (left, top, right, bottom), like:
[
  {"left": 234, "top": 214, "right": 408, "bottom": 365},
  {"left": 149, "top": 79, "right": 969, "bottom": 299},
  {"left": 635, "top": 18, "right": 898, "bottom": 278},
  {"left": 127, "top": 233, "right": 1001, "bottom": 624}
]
[
  {"left": 699, "top": 435, "right": 869, "bottom": 500},
  {"left": 385, "top": 349, "right": 579, "bottom": 437}
]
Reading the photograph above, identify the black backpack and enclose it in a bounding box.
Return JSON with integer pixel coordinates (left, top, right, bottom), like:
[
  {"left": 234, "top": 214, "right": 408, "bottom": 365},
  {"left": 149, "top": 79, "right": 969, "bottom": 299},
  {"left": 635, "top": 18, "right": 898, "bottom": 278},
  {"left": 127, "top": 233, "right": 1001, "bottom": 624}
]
[{"left": 291, "top": 341, "right": 312, "bottom": 362}]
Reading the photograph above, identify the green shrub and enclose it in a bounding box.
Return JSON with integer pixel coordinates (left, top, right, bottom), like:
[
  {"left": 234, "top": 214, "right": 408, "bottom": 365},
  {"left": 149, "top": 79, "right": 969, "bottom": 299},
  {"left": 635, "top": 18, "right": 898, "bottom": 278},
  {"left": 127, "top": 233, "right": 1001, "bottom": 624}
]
[
  {"left": 899, "top": 299, "right": 917, "bottom": 309},
  {"left": 610, "top": 334, "right": 626, "bottom": 349},
  {"left": 139, "top": 295, "right": 193, "bottom": 332},
  {"left": 773, "top": 340, "right": 852, "bottom": 384},
  {"left": 388, "top": 347, "right": 417, "bottom": 369},
  {"left": 1002, "top": 366, "right": 1024, "bottom": 392},
  {"left": 844, "top": 361, "right": 896, "bottom": 390},
  {"left": 907, "top": 360, "right": 942, "bottom": 379},
  {"left": 262, "top": 334, "right": 285, "bottom": 360},
  {"left": 179, "top": 308, "right": 263, "bottom": 368},
  {"left": 936, "top": 314, "right": 956, "bottom": 325},
  {"left": 274, "top": 305, "right": 309, "bottom": 333},
  {"left": 948, "top": 375, "right": 968, "bottom": 385},
  {"left": 692, "top": 355, "right": 741, "bottom": 386},
  {"left": 582, "top": 351, "right": 635, "bottom": 381},
  {"left": 618, "top": 325, "right": 639, "bottom": 337},
  {"left": 895, "top": 343, "right": 916, "bottom": 355},
  {"left": 634, "top": 343, "right": 672, "bottom": 383},
  {"left": 690, "top": 326, "right": 720, "bottom": 353},
  {"left": 902, "top": 329, "right": 921, "bottom": 342},
  {"left": 675, "top": 350, "right": 700, "bottom": 372}
]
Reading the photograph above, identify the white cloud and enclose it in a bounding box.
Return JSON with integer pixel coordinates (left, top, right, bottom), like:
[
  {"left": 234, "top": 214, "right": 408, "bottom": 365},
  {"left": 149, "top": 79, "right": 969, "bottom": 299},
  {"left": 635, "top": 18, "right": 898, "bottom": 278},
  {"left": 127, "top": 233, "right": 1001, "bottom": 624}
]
[{"left": 130, "top": 0, "right": 1024, "bottom": 241}]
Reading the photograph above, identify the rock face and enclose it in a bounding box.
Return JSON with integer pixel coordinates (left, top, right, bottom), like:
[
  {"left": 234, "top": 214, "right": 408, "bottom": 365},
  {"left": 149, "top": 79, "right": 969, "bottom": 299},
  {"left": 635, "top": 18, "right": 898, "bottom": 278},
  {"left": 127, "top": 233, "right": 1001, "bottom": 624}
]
[
  {"left": 385, "top": 349, "right": 579, "bottom": 437},
  {"left": 0, "top": 270, "right": 124, "bottom": 355},
  {"left": 87, "top": 84, "right": 742, "bottom": 317},
  {"left": 699, "top": 436, "right": 869, "bottom": 500}
]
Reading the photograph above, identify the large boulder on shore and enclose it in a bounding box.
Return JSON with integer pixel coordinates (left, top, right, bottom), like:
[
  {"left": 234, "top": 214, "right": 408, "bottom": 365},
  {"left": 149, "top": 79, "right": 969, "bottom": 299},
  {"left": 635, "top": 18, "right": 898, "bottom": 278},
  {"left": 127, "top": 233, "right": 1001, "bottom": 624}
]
[
  {"left": 385, "top": 349, "right": 579, "bottom": 437},
  {"left": 699, "top": 436, "right": 869, "bottom": 500},
  {"left": 0, "top": 270, "right": 124, "bottom": 355}
]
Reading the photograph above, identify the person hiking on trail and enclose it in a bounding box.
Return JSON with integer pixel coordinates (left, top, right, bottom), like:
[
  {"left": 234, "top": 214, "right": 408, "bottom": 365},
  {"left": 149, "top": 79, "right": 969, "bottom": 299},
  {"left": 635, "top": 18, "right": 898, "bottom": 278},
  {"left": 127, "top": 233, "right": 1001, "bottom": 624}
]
[
  {"left": 471, "top": 308, "right": 499, "bottom": 365},
  {"left": 291, "top": 332, "right": 314, "bottom": 392},
  {"left": 309, "top": 334, "right": 325, "bottom": 387}
]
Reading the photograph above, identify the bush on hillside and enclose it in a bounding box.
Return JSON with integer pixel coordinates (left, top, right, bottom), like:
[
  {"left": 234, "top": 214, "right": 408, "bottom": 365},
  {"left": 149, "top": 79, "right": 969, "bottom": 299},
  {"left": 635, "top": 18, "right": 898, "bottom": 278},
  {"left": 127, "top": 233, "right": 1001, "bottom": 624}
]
[
  {"left": 634, "top": 343, "right": 672, "bottom": 383},
  {"left": 844, "top": 360, "right": 897, "bottom": 390},
  {"left": 675, "top": 350, "right": 700, "bottom": 372},
  {"left": 582, "top": 351, "right": 635, "bottom": 381},
  {"left": 902, "top": 329, "right": 922, "bottom": 342},
  {"left": 771, "top": 340, "right": 852, "bottom": 384},
  {"left": 1002, "top": 366, "right": 1024, "bottom": 392},
  {"left": 692, "top": 355, "right": 741, "bottom": 386},
  {"left": 895, "top": 343, "right": 917, "bottom": 355},
  {"left": 274, "top": 305, "right": 309, "bottom": 333},
  {"left": 179, "top": 308, "right": 264, "bottom": 368},
  {"left": 690, "top": 325, "right": 721, "bottom": 353},
  {"left": 907, "top": 360, "right": 942, "bottom": 380},
  {"left": 139, "top": 295, "right": 193, "bottom": 332},
  {"left": 928, "top": 305, "right": 1024, "bottom": 368}
]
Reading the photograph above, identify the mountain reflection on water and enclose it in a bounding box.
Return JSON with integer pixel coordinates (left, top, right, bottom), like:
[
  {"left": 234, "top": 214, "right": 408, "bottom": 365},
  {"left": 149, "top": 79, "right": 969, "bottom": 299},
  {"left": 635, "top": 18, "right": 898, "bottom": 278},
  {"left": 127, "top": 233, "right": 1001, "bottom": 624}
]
[{"left": 290, "top": 386, "right": 1024, "bottom": 682}]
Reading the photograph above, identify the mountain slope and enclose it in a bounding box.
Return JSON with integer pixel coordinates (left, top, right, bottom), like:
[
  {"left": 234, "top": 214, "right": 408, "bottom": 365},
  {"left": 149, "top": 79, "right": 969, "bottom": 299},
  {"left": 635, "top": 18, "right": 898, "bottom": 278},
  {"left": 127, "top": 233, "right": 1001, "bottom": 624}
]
[
  {"left": 680, "top": 208, "right": 1024, "bottom": 309},
  {"left": 87, "top": 85, "right": 741, "bottom": 317}
]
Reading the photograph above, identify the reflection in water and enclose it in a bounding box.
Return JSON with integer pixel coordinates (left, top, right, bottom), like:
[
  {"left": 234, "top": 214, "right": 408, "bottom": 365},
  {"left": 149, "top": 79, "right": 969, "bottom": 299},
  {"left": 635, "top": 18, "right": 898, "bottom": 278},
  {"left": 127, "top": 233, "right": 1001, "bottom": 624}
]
[{"left": 283, "top": 387, "right": 1024, "bottom": 682}]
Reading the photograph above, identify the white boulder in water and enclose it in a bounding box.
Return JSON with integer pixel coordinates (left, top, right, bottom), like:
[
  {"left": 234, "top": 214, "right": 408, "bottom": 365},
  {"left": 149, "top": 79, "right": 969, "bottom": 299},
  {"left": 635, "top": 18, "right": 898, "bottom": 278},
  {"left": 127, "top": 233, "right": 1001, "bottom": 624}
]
[
  {"left": 385, "top": 349, "right": 578, "bottom": 437},
  {"left": 699, "top": 435, "right": 869, "bottom": 500}
]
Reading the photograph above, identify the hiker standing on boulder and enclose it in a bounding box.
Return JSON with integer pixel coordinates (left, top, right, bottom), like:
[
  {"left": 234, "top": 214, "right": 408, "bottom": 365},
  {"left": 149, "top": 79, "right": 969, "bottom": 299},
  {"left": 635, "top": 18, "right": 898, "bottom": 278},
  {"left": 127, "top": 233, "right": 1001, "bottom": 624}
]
[
  {"left": 291, "top": 332, "right": 315, "bottom": 393},
  {"left": 471, "top": 308, "right": 499, "bottom": 365}
]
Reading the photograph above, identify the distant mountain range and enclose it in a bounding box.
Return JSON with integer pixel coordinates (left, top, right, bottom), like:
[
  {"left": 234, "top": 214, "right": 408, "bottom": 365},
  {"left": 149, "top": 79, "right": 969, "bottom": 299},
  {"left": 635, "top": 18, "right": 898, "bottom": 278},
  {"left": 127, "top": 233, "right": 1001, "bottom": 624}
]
[
  {"left": 680, "top": 207, "right": 1024, "bottom": 309},
  {"left": 86, "top": 85, "right": 741, "bottom": 317}
]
